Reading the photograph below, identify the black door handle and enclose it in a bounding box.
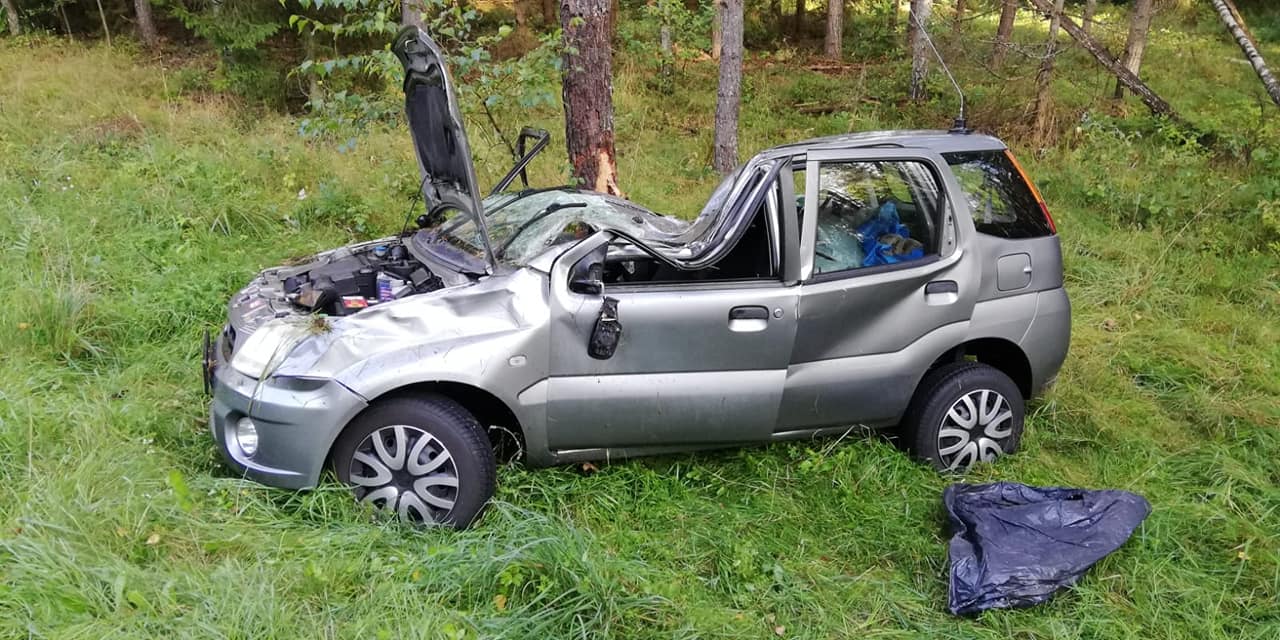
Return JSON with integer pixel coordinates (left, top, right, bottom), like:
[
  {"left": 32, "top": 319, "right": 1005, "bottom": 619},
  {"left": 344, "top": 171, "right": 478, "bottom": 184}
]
[
  {"left": 729, "top": 305, "right": 769, "bottom": 321},
  {"left": 925, "top": 280, "right": 958, "bottom": 295}
]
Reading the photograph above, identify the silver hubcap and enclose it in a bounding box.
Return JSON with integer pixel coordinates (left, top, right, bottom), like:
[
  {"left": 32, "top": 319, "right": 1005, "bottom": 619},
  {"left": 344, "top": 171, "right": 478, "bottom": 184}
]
[
  {"left": 937, "top": 389, "right": 1014, "bottom": 472},
  {"left": 348, "top": 425, "right": 458, "bottom": 523}
]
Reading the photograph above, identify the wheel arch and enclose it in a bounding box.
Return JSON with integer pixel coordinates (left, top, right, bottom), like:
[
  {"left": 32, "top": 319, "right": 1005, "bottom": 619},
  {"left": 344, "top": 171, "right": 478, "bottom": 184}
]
[
  {"left": 326, "top": 380, "right": 527, "bottom": 467},
  {"left": 928, "top": 337, "right": 1034, "bottom": 399}
]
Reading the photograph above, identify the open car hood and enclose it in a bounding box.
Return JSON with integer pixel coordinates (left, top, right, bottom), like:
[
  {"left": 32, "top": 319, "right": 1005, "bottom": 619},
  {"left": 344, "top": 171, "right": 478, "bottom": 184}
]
[{"left": 392, "top": 26, "right": 494, "bottom": 273}]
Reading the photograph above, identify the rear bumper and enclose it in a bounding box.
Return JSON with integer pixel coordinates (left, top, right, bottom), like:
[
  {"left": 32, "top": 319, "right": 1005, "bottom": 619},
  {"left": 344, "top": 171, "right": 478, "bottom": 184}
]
[
  {"left": 1021, "top": 287, "right": 1072, "bottom": 397},
  {"left": 208, "top": 332, "right": 368, "bottom": 490}
]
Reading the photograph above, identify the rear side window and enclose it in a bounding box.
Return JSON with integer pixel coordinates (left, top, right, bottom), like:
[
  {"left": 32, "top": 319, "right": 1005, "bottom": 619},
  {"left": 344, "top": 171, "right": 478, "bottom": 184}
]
[{"left": 944, "top": 151, "right": 1054, "bottom": 238}]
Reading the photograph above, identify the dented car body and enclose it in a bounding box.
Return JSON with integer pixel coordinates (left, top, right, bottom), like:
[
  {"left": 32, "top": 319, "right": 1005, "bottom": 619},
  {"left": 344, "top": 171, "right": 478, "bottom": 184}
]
[{"left": 205, "top": 27, "right": 1070, "bottom": 526}]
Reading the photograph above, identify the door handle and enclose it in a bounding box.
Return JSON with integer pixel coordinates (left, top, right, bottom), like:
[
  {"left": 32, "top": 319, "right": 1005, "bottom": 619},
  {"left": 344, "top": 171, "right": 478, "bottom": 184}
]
[
  {"left": 924, "top": 280, "right": 959, "bottom": 306},
  {"left": 925, "top": 280, "right": 958, "bottom": 295},
  {"left": 729, "top": 306, "right": 769, "bottom": 320},
  {"left": 728, "top": 305, "right": 769, "bottom": 332}
]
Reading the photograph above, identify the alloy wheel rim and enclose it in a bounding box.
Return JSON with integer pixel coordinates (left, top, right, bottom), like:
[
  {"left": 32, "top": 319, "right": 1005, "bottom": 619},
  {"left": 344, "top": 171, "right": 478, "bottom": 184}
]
[
  {"left": 348, "top": 425, "right": 459, "bottom": 523},
  {"left": 937, "top": 389, "right": 1014, "bottom": 472}
]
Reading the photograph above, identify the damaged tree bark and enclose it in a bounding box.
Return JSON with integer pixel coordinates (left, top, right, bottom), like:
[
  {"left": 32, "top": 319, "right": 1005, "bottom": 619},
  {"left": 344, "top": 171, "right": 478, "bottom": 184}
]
[
  {"left": 1211, "top": 0, "right": 1280, "bottom": 108},
  {"left": 401, "top": 0, "right": 424, "bottom": 29},
  {"left": 561, "top": 0, "right": 623, "bottom": 196},
  {"left": 1025, "top": 0, "right": 1176, "bottom": 120}
]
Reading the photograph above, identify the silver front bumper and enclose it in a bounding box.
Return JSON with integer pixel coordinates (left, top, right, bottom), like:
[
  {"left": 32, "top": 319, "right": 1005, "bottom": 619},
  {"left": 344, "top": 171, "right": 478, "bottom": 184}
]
[{"left": 208, "top": 331, "right": 368, "bottom": 490}]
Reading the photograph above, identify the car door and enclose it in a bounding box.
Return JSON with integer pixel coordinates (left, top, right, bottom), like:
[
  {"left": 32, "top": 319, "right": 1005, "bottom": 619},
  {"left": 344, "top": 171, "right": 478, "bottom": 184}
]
[
  {"left": 544, "top": 180, "right": 801, "bottom": 450},
  {"left": 777, "top": 148, "right": 981, "bottom": 431}
]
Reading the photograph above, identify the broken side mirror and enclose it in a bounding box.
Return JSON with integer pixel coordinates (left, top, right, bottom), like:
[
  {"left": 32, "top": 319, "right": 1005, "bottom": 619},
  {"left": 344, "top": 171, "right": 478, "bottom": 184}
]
[
  {"left": 588, "top": 296, "right": 622, "bottom": 360},
  {"left": 569, "top": 243, "right": 607, "bottom": 295}
]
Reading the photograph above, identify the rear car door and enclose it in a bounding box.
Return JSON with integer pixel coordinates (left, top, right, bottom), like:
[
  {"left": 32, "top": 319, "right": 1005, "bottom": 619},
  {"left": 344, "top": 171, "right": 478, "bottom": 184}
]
[{"left": 778, "top": 148, "right": 981, "bottom": 431}]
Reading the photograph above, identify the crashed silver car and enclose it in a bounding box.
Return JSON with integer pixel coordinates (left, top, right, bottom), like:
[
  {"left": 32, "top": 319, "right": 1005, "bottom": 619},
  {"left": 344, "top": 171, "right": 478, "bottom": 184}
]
[{"left": 204, "top": 27, "right": 1070, "bottom": 527}]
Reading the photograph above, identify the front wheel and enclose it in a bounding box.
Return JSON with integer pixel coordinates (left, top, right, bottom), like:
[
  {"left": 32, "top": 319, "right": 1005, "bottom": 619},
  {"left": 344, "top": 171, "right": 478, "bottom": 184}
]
[
  {"left": 901, "top": 362, "right": 1025, "bottom": 473},
  {"left": 332, "top": 395, "right": 496, "bottom": 528}
]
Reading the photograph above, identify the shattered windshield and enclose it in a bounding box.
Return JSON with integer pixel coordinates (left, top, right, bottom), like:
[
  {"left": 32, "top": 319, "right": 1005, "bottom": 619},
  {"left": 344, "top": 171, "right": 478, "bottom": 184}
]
[{"left": 415, "top": 190, "right": 675, "bottom": 269}]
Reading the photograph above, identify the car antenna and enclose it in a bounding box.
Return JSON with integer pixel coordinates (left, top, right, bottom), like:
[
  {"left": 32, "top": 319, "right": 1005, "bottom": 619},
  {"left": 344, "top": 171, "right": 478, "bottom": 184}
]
[{"left": 908, "top": 11, "right": 971, "bottom": 134}]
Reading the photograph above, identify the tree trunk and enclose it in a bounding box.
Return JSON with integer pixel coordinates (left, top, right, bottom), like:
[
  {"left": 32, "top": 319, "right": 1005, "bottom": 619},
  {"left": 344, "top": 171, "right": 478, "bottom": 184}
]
[
  {"left": 542, "top": 0, "right": 556, "bottom": 25},
  {"left": 714, "top": 0, "right": 744, "bottom": 174},
  {"left": 1025, "top": 0, "right": 1175, "bottom": 119},
  {"left": 134, "top": 0, "right": 159, "bottom": 48},
  {"left": 824, "top": 0, "right": 842, "bottom": 58},
  {"left": 992, "top": 0, "right": 1015, "bottom": 66},
  {"left": 561, "top": 0, "right": 623, "bottom": 195},
  {"left": 1212, "top": 0, "right": 1280, "bottom": 108},
  {"left": 515, "top": 0, "right": 528, "bottom": 26},
  {"left": 2, "top": 0, "right": 19, "bottom": 36},
  {"left": 712, "top": 0, "right": 722, "bottom": 59},
  {"left": 792, "top": 0, "right": 806, "bottom": 38},
  {"left": 95, "top": 0, "right": 112, "bottom": 47},
  {"left": 908, "top": 0, "right": 931, "bottom": 102},
  {"left": 660, "top": 24, "right": 672, "bottom": 55},
  {"left": 58, "top": 2, "right": 72, "bottom": 40},
  {"left": 1032, "top": 0, "right": 1064, "bottom": 144},
  {"left": 402, "top": 0, "right": 425, "bottom": 29},
  {"left": 952, "top": 0, "right": 965, "bottom": 35},
  {"left": 1082, "top": 0, "right": 1097, "bottom": 35},
  {"left": 1113, "top": 0, "right": 1153, "bottom": 99}
]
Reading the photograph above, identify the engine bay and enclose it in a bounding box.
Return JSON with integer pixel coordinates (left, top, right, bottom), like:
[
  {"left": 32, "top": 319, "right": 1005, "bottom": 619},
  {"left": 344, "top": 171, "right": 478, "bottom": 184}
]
[{"left": 282, "top": 241, "right": 443, "bottom": 316}]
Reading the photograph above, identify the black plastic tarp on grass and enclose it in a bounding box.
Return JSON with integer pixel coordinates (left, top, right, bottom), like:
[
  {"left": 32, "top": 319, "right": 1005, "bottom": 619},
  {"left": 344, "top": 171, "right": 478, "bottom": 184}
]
[{"left": 945, "top": 482, "right": 1151, "bottom": 616}]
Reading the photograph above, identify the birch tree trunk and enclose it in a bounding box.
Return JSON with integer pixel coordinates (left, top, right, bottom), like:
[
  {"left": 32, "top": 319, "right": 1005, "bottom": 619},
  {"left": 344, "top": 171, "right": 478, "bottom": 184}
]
[
  {"left": 1032, "top": 0, "right": 1064, "bottom": 144},
  {"left": 134, "top": 0, "right": 159, "bottom": 48},
  {"left": 1025, "top": 0, "right": 1176, "bottom": 119},
  {"left": 1113, "top": 0, "right": 1153, "bottom": 99},
  {"left": 3, "top": 0, "right": 19, "bottom": 36},
  {"left": 92, "top": 0, "right": 112, "bottom": 46},
  {"left": 1211, "top": 0, "right": 1280, "bottom": 108},
  {"left": 824, "top": 0, "right": 842, "bottom": 59},
  {"left": 714, "top": 0, "right": 744, "bottom": 174},
  {"left": 1082, "top": 0, "right": 1097, "bottom": 35},
  {"left": 402, "top": 0, "right": 424, "bottom": 29},
  {"left": 992, "top": 0, "right": 1015, "bottom": 65},
  {"left": 561, "top": 0, "right": 623, "bottom": 195},
  {"left": 908, "top": 0, "right": 931, "bottom": 102}
]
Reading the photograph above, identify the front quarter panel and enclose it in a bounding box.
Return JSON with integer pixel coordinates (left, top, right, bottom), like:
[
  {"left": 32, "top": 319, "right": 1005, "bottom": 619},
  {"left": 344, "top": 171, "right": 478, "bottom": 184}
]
[{"left": 272, "top": 268, "right": 553, "bottom": 451}]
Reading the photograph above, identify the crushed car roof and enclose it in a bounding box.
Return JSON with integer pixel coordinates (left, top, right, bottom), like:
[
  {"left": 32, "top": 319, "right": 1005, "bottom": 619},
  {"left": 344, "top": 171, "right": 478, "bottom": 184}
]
[{"left": 756, "top": 130, "right": 1008, "bottom": 160}]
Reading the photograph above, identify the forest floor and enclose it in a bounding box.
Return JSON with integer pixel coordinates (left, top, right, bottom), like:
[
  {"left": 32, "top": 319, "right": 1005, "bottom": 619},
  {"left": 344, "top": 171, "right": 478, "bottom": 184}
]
[{"left": 2, "top": 7, "right": 1278, "bottom": 639}]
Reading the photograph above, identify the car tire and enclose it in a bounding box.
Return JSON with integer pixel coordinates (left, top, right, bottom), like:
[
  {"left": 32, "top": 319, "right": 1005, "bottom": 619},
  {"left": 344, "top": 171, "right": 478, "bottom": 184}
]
[
  {"left": 332, "top": 394, "right": 496, "bottom": 528},
  {"left": 902, "top": 361, "right": 1025, "bottom": 473}
]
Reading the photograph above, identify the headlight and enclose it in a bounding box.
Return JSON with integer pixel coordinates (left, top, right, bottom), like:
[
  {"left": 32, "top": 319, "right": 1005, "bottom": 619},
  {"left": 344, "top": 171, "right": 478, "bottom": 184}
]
[
  {"left": 234, "top": 417, "right": 259, "bottom": 457},
  {"left": 230, "top": 319, "right": 312, "bottom": 378}
]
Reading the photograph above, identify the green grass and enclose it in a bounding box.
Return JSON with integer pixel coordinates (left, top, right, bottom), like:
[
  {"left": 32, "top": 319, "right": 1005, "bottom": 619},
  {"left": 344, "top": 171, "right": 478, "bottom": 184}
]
[{"left": 2, "top": 6, "right": 1279, "bottom": 639}]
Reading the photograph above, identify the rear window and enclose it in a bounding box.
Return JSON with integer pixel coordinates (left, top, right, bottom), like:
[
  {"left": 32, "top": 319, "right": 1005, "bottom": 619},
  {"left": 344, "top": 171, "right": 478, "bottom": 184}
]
[{"left": 944, "top": 151, "right": 1054, "bottom": 238}]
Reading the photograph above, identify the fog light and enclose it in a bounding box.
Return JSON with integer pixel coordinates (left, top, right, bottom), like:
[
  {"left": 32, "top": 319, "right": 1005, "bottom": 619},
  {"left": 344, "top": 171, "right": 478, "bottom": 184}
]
[{"left": 234, "top": 417, "right": 259, "bottom": 457}]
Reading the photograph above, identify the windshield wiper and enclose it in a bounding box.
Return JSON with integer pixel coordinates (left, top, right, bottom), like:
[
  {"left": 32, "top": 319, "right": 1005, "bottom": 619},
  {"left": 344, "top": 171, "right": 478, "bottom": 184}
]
[{"left": 494, "top": 201, "right": 587, "bottom": 259}]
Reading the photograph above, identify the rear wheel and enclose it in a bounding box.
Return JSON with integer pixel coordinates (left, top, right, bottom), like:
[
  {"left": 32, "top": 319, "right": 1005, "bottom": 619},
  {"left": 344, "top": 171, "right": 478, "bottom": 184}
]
[
  {"left": 333, "top": 395, "right": 496, "bottom": 528},
  {"left": 902, "top": 362, "right": 1025, "bottom": 472}
]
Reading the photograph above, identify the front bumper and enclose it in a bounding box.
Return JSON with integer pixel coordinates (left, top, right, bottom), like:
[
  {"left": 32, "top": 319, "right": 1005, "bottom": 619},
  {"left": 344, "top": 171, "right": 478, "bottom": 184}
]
[{"left": 208, "top": 330, "right": 368, "bottom": 490}]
